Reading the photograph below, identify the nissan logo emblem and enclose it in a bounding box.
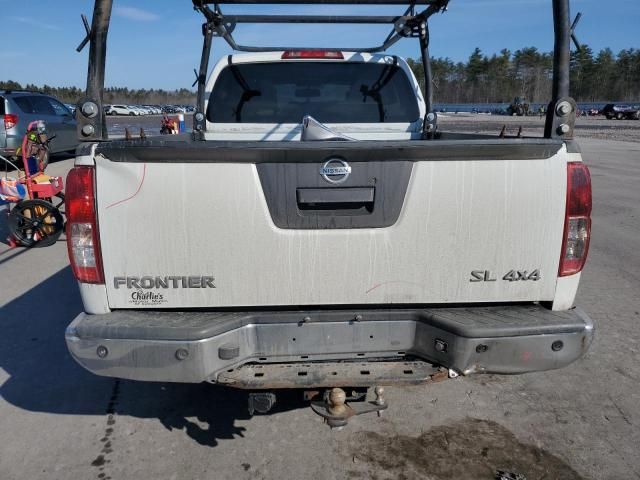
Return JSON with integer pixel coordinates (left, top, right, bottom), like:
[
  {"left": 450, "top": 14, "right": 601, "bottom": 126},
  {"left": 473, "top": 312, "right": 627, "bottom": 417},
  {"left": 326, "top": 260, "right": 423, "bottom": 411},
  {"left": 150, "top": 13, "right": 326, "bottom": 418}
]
[{"left": 320, "top": 158, "right": 351, "bottom": 184}]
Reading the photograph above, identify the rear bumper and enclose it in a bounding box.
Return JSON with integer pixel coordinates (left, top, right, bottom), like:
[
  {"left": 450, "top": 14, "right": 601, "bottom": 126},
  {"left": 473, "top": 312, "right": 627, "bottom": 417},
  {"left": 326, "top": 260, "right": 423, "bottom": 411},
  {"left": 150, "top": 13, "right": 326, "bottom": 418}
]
[{"left": 65, "top": 305, "right": 594, "bottom": 385}]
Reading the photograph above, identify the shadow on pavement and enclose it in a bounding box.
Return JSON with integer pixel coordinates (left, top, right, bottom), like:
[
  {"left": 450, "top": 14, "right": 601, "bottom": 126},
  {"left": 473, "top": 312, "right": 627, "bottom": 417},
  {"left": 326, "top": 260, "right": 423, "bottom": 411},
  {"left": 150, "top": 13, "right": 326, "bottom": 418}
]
[
  {"left": 0, "top": 266, "right": 307, "bottom": 448},
  {"left": 0, "top": 207, "right": 12, "bottom": 248}
]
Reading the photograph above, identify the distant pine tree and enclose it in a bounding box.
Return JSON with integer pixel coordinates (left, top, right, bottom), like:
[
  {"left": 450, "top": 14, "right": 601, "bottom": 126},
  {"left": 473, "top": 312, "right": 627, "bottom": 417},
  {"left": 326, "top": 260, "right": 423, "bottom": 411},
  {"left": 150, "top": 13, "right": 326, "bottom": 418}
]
[{"left": 406, "top": 46, "right": 640, "bottom": 103}]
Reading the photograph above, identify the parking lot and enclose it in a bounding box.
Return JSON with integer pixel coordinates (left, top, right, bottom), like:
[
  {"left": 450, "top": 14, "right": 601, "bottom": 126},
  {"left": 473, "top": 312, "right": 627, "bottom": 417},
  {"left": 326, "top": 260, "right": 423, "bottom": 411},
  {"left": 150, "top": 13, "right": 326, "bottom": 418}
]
[{"left": 1, "top": 133, "right": 639, "bottom": 480}]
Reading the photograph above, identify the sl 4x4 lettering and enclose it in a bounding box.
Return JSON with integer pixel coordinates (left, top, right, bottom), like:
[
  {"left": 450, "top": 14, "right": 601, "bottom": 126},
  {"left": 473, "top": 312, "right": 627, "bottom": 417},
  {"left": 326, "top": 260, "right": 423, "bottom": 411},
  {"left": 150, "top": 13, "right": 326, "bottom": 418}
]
[{"left": 470, "top": 270, "right": 541, "bottom": 282}]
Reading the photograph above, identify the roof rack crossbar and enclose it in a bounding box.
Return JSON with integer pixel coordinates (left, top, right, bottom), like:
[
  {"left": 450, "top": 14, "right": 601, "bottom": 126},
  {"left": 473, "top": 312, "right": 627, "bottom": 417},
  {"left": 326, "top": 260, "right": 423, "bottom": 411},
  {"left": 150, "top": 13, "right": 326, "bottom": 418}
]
[
  {"left": 198, "top": 1, "right": 448, "bottom": 53},
  {"left": 210, "top": 44, "right": 399, "bottom": 53},
  {"left": 197, "top": 0, "right": 437, "bottom": 4},
  {"left": 222, "top": 15, "right": 403, "bottom": 23},
  {"left": 215, "top": 13, "right": 413, "bottom": 51}
]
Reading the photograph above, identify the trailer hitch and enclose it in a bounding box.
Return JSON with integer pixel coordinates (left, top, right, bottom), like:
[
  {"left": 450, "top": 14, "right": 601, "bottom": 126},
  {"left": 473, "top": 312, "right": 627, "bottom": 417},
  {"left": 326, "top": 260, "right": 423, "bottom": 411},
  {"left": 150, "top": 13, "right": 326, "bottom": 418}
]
[
  {"left": 246, "top": 386, "right": 387, "bottom": 428},
  {"left": 310, "top": 387, "right": 388, "bottom": 429}
]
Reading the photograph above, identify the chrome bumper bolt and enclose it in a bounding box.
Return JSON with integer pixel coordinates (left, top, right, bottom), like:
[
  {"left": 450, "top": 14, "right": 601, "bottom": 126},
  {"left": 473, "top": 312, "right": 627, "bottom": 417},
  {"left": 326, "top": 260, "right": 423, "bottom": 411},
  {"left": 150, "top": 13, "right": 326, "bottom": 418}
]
[
  {"left": 175, "top": 348, "right": 189, "bottom": 361},
  {"left": 434, "top": 339, "right": 448, "bottom": 353},
  {"left": 96, "top": 345, "right": 108, "bottom": 358}
]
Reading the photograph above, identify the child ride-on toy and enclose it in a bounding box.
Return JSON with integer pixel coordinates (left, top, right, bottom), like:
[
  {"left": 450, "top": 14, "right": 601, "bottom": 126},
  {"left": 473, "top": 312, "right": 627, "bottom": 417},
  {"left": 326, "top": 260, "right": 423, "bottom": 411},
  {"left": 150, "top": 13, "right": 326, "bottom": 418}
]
[{"left": 0, "top": 121, "right": 65, "bottom": 248}]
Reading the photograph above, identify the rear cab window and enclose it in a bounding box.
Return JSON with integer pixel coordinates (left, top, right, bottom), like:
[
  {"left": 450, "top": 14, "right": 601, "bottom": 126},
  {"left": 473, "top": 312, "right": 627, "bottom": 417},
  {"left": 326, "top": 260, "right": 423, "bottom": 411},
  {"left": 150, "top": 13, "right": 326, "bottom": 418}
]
[
  {"left": 207, "top": 61, "right": 420, "bottom": 124},
  {"left": 0, "top": 96, "right": 5, "bottom": 116}
]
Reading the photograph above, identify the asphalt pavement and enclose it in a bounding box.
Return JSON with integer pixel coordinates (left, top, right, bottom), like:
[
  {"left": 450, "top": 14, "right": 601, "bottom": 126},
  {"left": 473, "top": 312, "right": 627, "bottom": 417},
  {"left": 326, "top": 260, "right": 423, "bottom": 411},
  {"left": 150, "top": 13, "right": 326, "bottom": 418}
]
[{"left": 0, "top": 138, "right": 639, "bottom": 480}]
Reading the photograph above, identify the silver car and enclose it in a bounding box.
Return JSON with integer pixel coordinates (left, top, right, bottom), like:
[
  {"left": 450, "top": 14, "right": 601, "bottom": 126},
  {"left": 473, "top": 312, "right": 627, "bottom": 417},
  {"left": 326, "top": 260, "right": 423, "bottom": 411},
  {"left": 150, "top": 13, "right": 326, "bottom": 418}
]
[{"left": 1, "top": 90, "right": 78, "bottom": 159}]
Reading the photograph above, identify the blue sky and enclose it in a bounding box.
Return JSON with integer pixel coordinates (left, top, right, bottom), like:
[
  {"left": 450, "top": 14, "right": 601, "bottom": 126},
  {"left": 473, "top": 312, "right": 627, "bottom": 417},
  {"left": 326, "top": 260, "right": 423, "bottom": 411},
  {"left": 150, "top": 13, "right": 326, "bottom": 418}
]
[{"left": 0, "top": 0, "right": 637, "bottom": 90}]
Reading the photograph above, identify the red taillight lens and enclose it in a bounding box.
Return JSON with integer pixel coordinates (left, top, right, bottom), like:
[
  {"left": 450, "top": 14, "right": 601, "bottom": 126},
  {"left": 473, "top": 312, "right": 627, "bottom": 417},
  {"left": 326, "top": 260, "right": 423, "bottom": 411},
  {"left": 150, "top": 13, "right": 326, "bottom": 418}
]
[
  {"left": 559, "top": 162, "right": 592, "bottom": 276},
  {"left": 65, "top": 166, "right": 104, "bottom": 284},
  {"left": 281, "top": 50, "right": 344, "bottom": 59},
  {"left": 4, "top": 114, "right": 18, "bottom": 130}
]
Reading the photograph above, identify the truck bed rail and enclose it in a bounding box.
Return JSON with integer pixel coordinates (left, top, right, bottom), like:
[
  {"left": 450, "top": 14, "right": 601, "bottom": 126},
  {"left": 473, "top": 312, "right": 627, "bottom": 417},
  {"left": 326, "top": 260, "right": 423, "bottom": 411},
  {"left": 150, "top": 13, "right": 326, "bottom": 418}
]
[{"left": 95, "top": 137, "right": 565, "bottom": 163}]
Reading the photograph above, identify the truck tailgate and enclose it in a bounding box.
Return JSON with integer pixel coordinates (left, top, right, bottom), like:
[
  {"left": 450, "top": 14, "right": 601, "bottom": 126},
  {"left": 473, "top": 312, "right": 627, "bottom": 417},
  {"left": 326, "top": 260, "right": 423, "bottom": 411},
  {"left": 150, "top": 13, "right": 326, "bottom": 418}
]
[{"left": 94, "top": 139, "right": 567, "bottom": 309}]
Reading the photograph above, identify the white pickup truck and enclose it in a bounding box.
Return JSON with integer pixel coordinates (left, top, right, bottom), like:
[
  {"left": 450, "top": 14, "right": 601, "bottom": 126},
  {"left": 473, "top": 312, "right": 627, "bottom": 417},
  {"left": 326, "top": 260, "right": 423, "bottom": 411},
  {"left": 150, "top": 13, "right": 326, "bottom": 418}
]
[{"left": 65, "top": 0, "right": 593, "bottom": 407}]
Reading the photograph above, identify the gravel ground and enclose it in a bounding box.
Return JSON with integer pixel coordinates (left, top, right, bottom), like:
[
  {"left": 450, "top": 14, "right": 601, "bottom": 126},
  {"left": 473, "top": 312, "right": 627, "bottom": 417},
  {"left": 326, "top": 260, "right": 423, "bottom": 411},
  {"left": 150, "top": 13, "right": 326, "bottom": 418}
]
[
  {"left": 1, "top": 120, "right": 638, "bottom": 480},
  {"left": 438, "top": 114, "right": 640, "bottom": 143}
]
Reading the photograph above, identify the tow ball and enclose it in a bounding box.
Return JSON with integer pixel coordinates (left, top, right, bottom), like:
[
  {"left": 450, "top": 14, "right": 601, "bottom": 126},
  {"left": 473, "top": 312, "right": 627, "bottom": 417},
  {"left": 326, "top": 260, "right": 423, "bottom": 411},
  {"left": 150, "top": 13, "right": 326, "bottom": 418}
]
[{"left": 310, "top": 386, "right": 387, "bottom": 428}]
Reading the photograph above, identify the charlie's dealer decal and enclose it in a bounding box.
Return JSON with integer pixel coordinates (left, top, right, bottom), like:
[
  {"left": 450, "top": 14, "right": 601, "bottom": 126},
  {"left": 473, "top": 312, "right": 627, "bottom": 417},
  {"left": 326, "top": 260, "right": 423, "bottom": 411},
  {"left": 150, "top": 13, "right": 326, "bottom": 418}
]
[{"left": 114, "top": 276, "right": 216, "bottom": 305}]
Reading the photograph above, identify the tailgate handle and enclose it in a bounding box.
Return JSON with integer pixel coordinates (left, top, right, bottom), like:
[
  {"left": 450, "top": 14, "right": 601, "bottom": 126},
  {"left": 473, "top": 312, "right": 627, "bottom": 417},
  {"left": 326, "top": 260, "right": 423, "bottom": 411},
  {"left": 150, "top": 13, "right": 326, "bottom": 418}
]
[{"left": 296, "top": 187, "right": 374, "bottom": 208}]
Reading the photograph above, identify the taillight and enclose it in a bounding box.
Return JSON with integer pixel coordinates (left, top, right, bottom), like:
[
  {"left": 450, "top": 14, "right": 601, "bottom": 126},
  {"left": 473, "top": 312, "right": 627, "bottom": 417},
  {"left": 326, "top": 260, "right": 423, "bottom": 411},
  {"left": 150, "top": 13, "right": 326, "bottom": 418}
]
[
  {"left": 559, "top": 162, "right": 592, "bottom": 276},
  {"left": 281, "top": 50, "right": 344, "bottom": 59},
  {"left": 65, "top": 166, "right": 104, "bottom": 284},
  {"left": 4, "top": 114, "right": 18, "bottom": 130}
]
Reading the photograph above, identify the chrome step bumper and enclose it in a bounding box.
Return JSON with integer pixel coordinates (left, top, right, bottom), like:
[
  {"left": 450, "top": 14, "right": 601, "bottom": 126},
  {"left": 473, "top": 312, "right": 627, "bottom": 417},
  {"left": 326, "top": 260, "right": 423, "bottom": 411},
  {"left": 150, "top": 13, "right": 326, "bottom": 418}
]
[{"left": 65, "top": 305, "right": 594, "bottom": 385}]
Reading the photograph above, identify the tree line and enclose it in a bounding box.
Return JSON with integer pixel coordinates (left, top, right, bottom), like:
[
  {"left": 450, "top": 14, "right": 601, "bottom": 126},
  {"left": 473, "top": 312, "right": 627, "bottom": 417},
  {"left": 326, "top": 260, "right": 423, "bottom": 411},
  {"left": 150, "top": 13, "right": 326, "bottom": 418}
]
[
  {"left": 2, "top": 45, "right": 639, "bottom": 105},
  {"left": 0, "top": 81, "right": 196, "bottom": 106},
  {"left": 409, "top": 46, "right": 640, "bottom": 104}
]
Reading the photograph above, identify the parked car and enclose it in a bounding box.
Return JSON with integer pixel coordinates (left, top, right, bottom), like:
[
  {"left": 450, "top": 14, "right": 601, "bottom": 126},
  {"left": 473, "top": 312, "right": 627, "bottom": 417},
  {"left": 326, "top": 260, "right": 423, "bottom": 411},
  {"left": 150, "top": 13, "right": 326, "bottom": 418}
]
[
  {"left": 132, "top": 106, "right": 144, "bottom": 115},
  {"left": 105, "top": 104, "right": 138, "bottom": 116},
  {"left": 162, "top": 105, "right": 178, "bottom": 114},
  {"left": 143, "top": 105, "right": 160, "bottom": 115},
  {"left": 507, "top": 96, "right": 530, "bottom": 116},
  {"left": 602, "top": 103, "right": 640, "bottom": 120},
  {"left": 1, "top": 90, "right": 78, "bottom": 159}
]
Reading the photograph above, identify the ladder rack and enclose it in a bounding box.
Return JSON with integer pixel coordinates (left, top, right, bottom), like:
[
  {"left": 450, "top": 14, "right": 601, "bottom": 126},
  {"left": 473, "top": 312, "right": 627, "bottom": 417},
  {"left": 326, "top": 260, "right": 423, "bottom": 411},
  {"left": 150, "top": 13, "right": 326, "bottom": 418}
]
[{"left": 75, "top": 0, "right": 577, "bottom": 143}]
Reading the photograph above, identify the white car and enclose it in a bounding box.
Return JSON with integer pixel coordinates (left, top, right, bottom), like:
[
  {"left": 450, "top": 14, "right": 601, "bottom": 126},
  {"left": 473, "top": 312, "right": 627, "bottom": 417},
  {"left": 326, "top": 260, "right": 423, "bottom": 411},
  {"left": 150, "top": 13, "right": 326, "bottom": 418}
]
[
  {"left": 105, "top": 104, "right": 137, "bottom": 116},
  {"left": 128, "top": 105, "right": 144, "bottom": 116}
]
